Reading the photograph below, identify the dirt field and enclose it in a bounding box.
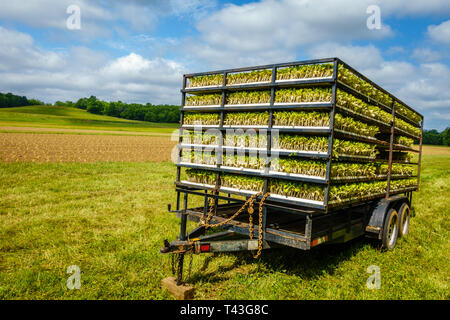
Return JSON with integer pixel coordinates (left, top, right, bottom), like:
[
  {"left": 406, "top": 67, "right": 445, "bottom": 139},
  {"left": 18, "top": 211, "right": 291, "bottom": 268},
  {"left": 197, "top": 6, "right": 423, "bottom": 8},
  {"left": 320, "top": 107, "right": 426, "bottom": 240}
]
[
  {"left": 420, "top": 145, "right": 450, "bottom": 155},
  {"left": 0, "top": 126, "right": 174, "bottom": 136},
  {"left": 0, "top": 131, "right": 446, "bottom": 164},
  {"left": 0, "top": 133, "right": 177, "bottom": 162}
]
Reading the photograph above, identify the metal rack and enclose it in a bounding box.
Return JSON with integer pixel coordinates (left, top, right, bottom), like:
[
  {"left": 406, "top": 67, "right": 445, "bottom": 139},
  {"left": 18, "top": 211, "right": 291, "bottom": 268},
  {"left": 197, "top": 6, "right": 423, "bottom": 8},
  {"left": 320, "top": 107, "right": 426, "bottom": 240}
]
[
  {"left": 161, "top": 60, "right": 423, "bottom": 287},
  {"left": 175, "top": 57, "right": 424, "bottom": 213}
]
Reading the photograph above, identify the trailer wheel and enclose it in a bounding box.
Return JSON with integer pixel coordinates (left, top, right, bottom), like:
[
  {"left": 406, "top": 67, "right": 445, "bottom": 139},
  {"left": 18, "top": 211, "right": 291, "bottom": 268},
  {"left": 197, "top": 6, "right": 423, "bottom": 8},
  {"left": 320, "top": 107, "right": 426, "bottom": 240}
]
[
  {"left": 397, "top": 203, "right": 410, "bottom": 237},
  {"left": 381, "top": 208, "right": 399, "bottom": 250}
]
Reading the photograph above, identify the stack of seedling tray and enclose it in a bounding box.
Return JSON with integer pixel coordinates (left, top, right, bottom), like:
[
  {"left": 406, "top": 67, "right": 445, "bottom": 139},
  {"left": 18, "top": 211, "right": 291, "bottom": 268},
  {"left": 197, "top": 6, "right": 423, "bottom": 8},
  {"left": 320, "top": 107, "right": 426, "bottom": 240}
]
[{"left": 176, "top": 58, "right": 423, "bottom": 212}]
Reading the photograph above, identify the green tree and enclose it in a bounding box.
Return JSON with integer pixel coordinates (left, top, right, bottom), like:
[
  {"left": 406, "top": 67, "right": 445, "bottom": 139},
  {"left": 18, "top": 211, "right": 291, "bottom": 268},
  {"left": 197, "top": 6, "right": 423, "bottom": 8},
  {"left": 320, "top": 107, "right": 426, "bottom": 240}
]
[
  {"left": 442, "top": 127, "right": 450, "bottom": 146},
  {"left": 422, "top": 129, "right": 443, "bottom": 145},
  {"left": 87, "top": 100, "right": 104, "bottom": 114},
  {"left": 28, "top": 99, "right": 44, "bottom": 105},
  {"left": 75, "top": 98, "right": 89, "bottom": 109},
  {"left": 54, "top": 101, "right": 66, "bottom": 106}
]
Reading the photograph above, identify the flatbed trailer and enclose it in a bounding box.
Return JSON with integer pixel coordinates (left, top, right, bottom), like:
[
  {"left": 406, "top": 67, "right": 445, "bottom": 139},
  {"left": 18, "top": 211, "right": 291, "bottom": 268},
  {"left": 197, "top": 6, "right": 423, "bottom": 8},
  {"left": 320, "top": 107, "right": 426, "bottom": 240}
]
[{"left": 160, "top": 58, "right": 423, "bottom": 286}]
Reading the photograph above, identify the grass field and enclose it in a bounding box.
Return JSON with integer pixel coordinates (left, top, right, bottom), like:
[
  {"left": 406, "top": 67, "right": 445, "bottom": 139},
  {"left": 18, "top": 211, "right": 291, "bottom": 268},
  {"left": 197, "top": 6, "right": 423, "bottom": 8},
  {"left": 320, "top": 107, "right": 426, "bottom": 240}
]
[
  {"left": 0, "top": 145, "right": 448, "bottom": 300},
  {"left": 0, "top": 106, "right": 178, "bottom": 134},
  {"left": 0, "top": 105, "right": 448, "bottom": 300}
]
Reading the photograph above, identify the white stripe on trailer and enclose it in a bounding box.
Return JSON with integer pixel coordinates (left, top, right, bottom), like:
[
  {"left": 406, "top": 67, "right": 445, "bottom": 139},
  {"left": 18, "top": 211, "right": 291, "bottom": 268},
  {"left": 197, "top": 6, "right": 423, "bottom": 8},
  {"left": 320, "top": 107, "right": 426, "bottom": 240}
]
[
  {"left": 270, "top": 194, "right": 324, "bottom": 206},
  {"left": 272, "top": 126, "right": 330, "bottom": 130},
  {"left": 275, "top": 76, "right": 333, "bottom": 83},
  {"left": 271, "top": 148, "right": 328, "bottom": 155}
]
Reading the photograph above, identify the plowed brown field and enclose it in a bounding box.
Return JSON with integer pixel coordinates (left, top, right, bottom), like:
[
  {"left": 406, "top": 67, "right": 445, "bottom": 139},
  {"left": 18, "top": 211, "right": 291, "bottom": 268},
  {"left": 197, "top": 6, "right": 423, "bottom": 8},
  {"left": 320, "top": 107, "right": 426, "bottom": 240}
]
[{"left": 0, "top": 133, "right": 177, "bottom": 162}]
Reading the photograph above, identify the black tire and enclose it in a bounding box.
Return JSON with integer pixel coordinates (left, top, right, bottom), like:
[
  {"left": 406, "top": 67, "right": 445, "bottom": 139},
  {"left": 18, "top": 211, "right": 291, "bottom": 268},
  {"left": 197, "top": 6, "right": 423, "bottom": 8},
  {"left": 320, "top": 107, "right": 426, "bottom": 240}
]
[
  {"left": 397, "top": 202, "right": 411, "bottom": 238},
  {"left": 381, "top": 208, "right": 399, "bottom": 250}
]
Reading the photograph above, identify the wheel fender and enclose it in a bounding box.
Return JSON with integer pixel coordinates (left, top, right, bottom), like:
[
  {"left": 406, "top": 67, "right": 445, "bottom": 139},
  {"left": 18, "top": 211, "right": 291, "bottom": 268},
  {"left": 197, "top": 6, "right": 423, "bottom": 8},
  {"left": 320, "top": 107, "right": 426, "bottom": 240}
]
[{"left": 365, "top": 195, "right": 408, "bottom": 240}]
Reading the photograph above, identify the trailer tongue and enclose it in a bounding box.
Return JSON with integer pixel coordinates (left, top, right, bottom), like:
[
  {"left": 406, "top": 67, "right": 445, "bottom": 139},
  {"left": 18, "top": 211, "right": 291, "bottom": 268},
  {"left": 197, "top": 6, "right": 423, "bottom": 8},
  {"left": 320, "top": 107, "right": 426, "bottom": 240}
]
[{"left": 160, "top": 58, "right": 423, "bottom": 288}]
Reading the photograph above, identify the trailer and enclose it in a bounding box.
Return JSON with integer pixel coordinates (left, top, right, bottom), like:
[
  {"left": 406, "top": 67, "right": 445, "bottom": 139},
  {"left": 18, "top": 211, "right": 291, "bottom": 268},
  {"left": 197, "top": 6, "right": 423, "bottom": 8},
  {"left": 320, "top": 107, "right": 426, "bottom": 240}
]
[{"left": 160, "top": 58, "right": 423, "bottom": 286}]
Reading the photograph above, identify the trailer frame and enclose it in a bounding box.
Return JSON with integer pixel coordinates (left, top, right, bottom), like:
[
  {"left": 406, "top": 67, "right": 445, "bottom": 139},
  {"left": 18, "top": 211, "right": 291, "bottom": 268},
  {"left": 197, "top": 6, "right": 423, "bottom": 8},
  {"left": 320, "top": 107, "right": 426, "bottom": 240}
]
[{"left": 162, "top": 57, "right": 423, "bottom": 285}]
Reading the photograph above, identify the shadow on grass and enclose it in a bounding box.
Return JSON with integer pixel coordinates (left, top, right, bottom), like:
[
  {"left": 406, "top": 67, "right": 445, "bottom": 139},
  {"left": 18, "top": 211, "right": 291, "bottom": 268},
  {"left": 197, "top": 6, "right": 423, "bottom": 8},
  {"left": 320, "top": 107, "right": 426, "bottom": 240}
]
[{"left": 187, "top": 237, "right": 378, "bottom": 285}]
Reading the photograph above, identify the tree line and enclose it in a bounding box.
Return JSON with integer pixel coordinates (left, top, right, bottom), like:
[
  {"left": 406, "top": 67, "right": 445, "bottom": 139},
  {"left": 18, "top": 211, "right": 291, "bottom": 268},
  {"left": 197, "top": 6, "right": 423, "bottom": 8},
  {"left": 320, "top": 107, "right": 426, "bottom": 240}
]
[
  {"left": 1, "top": 92, "right": 180, "bottom": 123},
  {"left": 54, "top": 96, "right": 180, "bottom": 123},
  {"left": 0, "top": 92, "right": 44, "bottom": 108},
  {"left": 421, "top": 128, "right": 450, "bottom": 146},
  {"left": 1, "top": 91, "right": 449, "bottom": 137}
]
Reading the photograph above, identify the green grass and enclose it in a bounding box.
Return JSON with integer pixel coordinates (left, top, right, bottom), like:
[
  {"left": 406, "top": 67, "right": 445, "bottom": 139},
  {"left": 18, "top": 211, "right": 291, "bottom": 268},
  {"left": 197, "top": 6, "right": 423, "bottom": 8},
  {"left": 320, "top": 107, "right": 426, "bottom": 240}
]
[
  {"left": 0, "top": 152, "right": 449, "bottom": 299},
  {"left": 0, "top": 106, "right": 178, "bottom": 134}
]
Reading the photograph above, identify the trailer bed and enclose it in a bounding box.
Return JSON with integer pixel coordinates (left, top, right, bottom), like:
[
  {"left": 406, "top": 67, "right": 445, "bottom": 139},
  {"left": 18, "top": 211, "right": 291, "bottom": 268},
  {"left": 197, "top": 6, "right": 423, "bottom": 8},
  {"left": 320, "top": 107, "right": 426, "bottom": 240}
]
[{"left": 178, "top": 201, "right": 373, "bottom": 250}]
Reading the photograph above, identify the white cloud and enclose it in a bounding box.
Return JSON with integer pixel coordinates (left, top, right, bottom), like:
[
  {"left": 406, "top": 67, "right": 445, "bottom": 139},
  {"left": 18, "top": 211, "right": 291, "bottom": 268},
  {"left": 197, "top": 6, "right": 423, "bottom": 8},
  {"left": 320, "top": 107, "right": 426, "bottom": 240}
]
[
  {"left": 68, "top": 47, "right": 110, "bottom": 71},
  {"left": 386, "top": 46, "right": 406, "bottom": 56},
  {"left": 0, "top": 27, "right": 185, "bottom": 104},
  {"left": 307, "top": 41, "right": 450, "bottom": 128},
  {"left": 412, "top": 48, "right": 442, "bottom": 62},
  {"left": 381, "top": 0, "right": 450, "bottom": 16},
  {"left": 396, "top": 63, "right": 450, "bottom": 109},
  {"left": 431, "top": 112, "right": 450, "bottom": 121},
  {"left": 0, "top": 27, "right": 65, "bottom": 72},
  {"left": 190, "top": 0, "right": 393, "bottom": 68},
  {"left": 186, "top": 0, "right": 450, "bottom": 69},
  {"left": 307, "top": 43, "right": 384, "bottom": 70},
  {"left": 427, "top": 20, "right": 450, "bottom": 45},
  {"left": 0, "top": 0, "right": 113, "bottom": 35},
  {"left": 0, "top": 0, "right": 216, "bottom": 39},
  {"left": 100, "top": 54, "right": 184, "bottom": 94}
]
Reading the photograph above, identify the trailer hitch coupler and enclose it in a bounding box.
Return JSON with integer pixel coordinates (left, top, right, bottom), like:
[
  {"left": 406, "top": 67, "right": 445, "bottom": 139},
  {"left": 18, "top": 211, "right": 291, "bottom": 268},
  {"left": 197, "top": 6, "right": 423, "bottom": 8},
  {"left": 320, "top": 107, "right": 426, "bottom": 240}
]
[{"left": 160, "top": 239, "right": 171, "bottom": 253}]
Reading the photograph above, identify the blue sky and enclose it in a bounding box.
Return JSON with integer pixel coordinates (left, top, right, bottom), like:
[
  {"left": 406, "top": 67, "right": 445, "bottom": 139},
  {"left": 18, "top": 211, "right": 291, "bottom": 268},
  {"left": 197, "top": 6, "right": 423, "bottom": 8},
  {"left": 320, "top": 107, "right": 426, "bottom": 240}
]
[{"left": 0, "top": 0, "right": 449, "bottom": 130}]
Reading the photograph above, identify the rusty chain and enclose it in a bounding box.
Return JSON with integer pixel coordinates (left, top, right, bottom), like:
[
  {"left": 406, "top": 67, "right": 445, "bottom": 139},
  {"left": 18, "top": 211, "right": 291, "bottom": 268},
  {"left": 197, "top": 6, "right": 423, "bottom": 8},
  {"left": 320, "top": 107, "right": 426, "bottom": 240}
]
[
  {"left": 200, "top": 185, "right": 220, "bottom": 226},
  {"left": 200, "top": 187, "right": 270, "bottom": 258},
  {"left": 253, "top": 192, "right": 270, "bottom": 259},
  {"left": 203, "top": 193, "right": 262, "bottom": 228}
]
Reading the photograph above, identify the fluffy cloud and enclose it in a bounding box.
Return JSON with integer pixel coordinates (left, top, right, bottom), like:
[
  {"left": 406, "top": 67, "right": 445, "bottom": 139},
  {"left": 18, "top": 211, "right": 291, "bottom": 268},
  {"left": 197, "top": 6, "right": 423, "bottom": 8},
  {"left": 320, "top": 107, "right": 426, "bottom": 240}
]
[
  {"left": 190, "top": 0, "right": 394, "bottom": 68},
  {"left": 310, "top": 41, "right": 449, "bottom": 104},
  {"left": 381, "top": 0, "right": 450, "bottom": 16},
  {"left": 98, "top": 54, "right": 185, "bottom": 101},
  {"left": 0, "top": 27, "right": 65, "bottom": 72},
  {"left": 396, "top": 63, "right": 450, "bottom": 109},
  {"left": 411, "top": 48, "right": 442, "bottom": 62},
  {"left": 308, "top": 43, "right": 384, "bottom": 70},
  {"left": 0, "top": 27, "right": 185, "bottom": 104},
  {"left": 428, "top": 20, "right": 450, "bottom": 45},
  {"left": 187, "top": 0, "right": 450, "bottom": 69},
  {"left": 308, "top": 41, "right": 450, "bottom": 129},
  {"left": 0, "top": 0, "right": 113, "bottom": 38},
  {"left": 0, "top": 0, "right": 216, "bottom": 38}
]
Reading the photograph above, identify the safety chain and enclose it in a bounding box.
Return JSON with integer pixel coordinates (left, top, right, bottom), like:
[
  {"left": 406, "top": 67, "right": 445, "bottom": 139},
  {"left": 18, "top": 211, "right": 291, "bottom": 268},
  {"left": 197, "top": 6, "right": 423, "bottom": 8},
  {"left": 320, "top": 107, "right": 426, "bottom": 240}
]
[
  {"left": 253, "top": 192, "right": 270, "bottom": 259},
  {"left": 201, "top": 185, "right": 220, "bottom": 227},
  {"left": 200, "top": 187, "right": 270, "bottom": 259},
  {"left": 202, "top": 189, "right": 263, "bottom": 229}
]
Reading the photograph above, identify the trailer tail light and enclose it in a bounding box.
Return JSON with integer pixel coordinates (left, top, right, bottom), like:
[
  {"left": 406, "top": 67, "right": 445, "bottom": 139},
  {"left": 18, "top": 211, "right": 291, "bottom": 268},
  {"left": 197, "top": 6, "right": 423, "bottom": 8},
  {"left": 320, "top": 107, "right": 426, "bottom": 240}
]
[
  {"left": 311, "top": 236, "right": 328, "bottom": 247},
  {"left": 200, "top": 244, "right": 210, "bottom": 252}
]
